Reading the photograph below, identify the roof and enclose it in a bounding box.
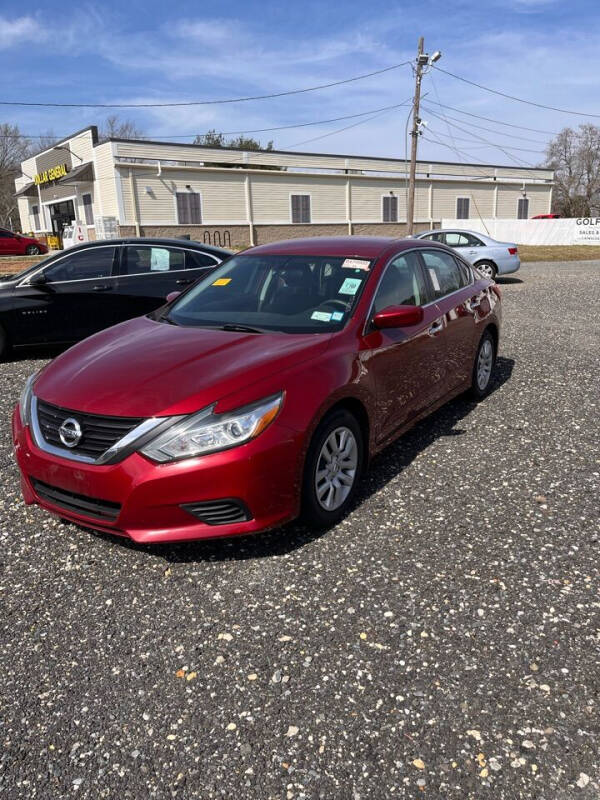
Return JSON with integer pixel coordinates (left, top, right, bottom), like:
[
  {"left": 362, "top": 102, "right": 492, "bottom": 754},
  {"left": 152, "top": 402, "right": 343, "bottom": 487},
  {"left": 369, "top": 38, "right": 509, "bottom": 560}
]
[
  {"left": 60, "top": 161, "right": 95, "bottom": 184},
  {"left": 60, "top": 237, "right": 233, "bottom": 255},
  {"left": 106, "top": 136, "right": 553, "bottom": 174},
  {"left": 247, "top": 236, "right": 444, "bottom": 259}
]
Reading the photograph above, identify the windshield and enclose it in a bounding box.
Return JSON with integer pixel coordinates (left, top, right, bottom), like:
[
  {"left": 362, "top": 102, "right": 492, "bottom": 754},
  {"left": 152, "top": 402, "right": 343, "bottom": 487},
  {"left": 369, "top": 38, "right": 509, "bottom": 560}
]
[{"left": 165, "top": 253, "right": 373, "bottom": 333}]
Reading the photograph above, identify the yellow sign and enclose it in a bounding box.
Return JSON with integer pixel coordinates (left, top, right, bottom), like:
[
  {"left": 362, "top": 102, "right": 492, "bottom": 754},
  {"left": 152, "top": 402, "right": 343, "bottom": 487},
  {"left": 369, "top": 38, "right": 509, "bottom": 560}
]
[
  {"left": 212, "top": 278, "right": 232, "bottom": 286},
  {"left": 34, "top": 163, "right": 68, "bottom": 186}
]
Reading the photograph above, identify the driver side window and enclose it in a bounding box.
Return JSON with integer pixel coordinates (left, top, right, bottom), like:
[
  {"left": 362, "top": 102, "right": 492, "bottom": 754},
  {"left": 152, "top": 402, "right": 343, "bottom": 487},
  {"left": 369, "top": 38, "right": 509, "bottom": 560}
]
[
  {"left": 42, "top": 247, "right": 117, "bottom": 283},
  {"left": 373, "top": 252, "right": 428, "bottom": 314}
]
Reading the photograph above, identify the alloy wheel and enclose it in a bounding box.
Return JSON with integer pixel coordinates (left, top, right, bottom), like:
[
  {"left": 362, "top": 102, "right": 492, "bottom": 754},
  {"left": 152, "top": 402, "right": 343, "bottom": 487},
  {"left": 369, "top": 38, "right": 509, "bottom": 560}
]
[
  {"left": 477, "top": 337, "right": 494, "bottom": 391},
  {"left": 476, "top": 262, "right": 495, "bottom": 280},
  {"left": 314, "top": 426, "right": 358, "bottom": 511}
]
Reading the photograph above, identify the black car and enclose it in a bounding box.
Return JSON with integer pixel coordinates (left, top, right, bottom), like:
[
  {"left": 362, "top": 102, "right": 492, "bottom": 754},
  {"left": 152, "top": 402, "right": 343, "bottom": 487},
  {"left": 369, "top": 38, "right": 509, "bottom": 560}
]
[{"left": 0, "top": 238, "right": 231, "bottom": 358}]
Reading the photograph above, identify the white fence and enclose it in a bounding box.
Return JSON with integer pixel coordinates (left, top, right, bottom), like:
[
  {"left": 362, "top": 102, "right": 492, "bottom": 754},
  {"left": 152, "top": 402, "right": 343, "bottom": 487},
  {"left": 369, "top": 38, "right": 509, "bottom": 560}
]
[{"left": 441, "top": 218, "right": 600, "bottom": 245}]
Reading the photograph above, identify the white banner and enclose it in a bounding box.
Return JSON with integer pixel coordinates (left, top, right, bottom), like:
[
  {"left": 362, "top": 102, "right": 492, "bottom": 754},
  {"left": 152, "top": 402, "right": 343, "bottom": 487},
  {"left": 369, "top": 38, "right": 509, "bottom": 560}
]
[{"left": 441, "top": 218, "right": 600, "bottom": 245}]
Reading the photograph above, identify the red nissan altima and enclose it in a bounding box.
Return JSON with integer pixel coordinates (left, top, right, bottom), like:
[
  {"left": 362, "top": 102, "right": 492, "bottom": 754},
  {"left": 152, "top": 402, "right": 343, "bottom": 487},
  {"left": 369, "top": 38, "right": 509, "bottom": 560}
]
[{"left": 13, "top": 237, "right": 501, "bottom": 543}]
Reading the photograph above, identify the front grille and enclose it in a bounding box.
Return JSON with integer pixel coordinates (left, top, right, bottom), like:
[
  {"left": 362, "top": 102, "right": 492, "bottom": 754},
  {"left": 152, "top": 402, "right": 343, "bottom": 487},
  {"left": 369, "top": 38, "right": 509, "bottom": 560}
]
[
  {"left": 36, "top": 399, "right": 143, "bottom": 461},
  {"left": 31, "top": 478, "right": 121, "bottom": 522},
  {"left": 182, "top": 499, "right": 252, "bottom": 526}
]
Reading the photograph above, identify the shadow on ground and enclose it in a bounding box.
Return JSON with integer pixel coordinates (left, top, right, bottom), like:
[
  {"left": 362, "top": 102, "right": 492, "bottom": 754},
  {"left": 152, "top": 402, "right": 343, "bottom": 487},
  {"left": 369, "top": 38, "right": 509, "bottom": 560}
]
[{"left": 82, "top": 355, "right": 515, "bottom": 563}]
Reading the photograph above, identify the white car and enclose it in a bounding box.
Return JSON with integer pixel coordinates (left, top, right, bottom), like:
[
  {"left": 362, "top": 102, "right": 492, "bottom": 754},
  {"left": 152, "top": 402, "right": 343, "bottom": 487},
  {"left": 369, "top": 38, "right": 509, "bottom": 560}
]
[{"left": 413, "top": 229, "right": 520, "bottom": 279}]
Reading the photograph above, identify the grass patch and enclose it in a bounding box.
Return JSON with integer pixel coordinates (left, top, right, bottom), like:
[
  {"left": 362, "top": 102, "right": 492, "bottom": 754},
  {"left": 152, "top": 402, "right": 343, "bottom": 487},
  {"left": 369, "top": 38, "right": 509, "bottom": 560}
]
[{"left": 519, "top": 245, "right": 600, "bottom": 262}]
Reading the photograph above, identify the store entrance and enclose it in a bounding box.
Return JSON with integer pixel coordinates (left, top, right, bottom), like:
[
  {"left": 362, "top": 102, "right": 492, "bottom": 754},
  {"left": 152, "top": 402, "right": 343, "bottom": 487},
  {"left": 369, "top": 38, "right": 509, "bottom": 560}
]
[{"left": 49, "top": 200, "right": 75, "bottom": 236}]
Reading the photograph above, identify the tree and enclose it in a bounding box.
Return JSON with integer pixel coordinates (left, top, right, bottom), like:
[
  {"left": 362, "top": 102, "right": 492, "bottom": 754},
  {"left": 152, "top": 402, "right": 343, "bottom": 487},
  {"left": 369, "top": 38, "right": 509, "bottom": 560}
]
[
  {"left": 545, "top": 124, "right": 600, "bottom": 216},
  {"left": 0, "top": 123, "right": 30, "bottom": 229},
  {"left": 193, "top": 129, "right": 282, "bottom": 169},
  {"left": 98, "top": 115, "right": 145, "bottom": 142}
]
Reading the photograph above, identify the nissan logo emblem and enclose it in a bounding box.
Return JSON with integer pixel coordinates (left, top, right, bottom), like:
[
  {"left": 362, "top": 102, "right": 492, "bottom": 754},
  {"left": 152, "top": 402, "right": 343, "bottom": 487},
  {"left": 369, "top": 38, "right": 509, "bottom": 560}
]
[{"left": 58, "top": 417, "right": 83, "bottom": 448}]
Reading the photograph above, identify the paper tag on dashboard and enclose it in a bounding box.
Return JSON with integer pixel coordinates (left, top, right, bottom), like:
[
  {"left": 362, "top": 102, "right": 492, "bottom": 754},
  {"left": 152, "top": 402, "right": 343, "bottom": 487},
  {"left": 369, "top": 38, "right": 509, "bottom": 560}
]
[
  {"left": 311, "top": 311, "right": 332, "bottom": 322},
  {"left": 428, "top": 269, "right": 440, "bottom": 291},
  {"left": 342, "top": 258, "right": 370, "bottom": 271}
]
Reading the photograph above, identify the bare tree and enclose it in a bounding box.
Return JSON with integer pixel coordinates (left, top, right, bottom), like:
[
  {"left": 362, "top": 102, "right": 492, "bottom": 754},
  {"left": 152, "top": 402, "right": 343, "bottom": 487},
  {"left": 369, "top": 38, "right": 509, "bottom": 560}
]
[
  {"left": 0, "top": 123, "right": 30, "bottom": 229},
  {"left": 545, "top": 124, "right": 600, "bottom": 216},
  {"left": 193, "top": 129, "right": 282, "bottom": 170},
  {"left": 98, "top": 115, "right": 145, "bottom": 142}
]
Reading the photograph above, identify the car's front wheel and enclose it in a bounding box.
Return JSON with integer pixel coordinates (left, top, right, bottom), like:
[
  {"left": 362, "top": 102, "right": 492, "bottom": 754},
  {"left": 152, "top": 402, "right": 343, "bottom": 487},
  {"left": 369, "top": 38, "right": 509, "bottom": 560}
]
[
  {"left": 470, "top": 330, "right": 496, "bottom": 399},
  {"left": 301, "top": 408, "right": 364, "bottom": 528},
  {"left": 26, "top": 245, "right": 40, "bottom": 255},
  {"left": 474, "top": 261, "right": 497, "bottom": 280}
]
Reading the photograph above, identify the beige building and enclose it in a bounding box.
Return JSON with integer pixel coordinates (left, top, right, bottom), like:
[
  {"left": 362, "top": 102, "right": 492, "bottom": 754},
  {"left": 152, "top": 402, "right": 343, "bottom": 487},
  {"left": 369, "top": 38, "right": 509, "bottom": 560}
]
[{"left": 16, "top": 125, "right": 554, "bottom": 248}]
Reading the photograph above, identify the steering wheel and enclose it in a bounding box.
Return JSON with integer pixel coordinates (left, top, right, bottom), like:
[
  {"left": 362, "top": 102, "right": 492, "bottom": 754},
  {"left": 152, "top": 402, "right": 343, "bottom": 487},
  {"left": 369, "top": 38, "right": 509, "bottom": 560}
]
[{"left": 316, "top": 299, "right": 348, "bottom": 312}]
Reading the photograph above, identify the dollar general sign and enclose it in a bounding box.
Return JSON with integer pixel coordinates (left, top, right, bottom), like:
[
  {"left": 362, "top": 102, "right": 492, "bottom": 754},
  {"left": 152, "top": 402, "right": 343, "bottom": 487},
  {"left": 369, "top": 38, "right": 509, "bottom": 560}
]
[{"left": 34, "top": 163, "right": 69, "bottom": 186}]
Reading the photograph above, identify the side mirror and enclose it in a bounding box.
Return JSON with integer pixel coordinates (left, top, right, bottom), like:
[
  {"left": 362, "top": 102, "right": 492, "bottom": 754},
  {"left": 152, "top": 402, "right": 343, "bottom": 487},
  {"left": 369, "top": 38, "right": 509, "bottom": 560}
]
[
  {"left": 166, "top": 291, "right": 181, "bottom": 303},
  {"left": 29, "top": 272, "right": 48, "bottom": 286},
  {"left": 372, "top": 305, "right": 424, "bottom": 329}
]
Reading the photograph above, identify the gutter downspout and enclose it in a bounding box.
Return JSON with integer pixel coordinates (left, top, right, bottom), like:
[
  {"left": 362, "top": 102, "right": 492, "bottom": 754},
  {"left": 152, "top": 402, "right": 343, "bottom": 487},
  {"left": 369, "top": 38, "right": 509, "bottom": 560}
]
[
  {"left": 346, "top": 178, "right": 352, "bottom": 235},
  {"left": 244, "top": 174, "right": 255, "bottom": 246},
  {"left": 128, "top": 168, "right": 141, "bottom": 237}
]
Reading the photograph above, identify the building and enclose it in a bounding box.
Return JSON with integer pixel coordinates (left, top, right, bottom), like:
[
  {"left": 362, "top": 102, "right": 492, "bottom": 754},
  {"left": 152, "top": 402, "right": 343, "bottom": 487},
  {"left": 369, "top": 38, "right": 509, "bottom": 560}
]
[{"left": 15, "top": 125, "right": 554, "bottom": 248}]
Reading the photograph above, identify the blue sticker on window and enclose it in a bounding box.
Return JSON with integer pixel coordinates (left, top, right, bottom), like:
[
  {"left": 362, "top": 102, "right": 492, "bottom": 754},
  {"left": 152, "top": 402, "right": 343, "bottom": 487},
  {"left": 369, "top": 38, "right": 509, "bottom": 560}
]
[{"left": 331, "top": 311, "right": 344, "bottom": 321}]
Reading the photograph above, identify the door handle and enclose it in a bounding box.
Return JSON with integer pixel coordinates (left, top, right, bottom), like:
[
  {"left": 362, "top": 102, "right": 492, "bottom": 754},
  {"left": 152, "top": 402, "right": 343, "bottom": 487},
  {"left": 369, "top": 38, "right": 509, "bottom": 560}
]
[
  {"left": 91, "top": 284, "right": 111, "bottom": 291},
  {"left": 428, "top": 319, "right": 444, "bottom": 336},
  {"left": 176, "top": 279, "right": 193, "bottom": 285}
]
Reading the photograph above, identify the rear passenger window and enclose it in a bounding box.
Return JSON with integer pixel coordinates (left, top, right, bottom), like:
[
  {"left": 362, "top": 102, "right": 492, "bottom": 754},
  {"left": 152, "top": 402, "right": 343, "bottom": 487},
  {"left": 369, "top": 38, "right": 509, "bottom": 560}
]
[
  {"left": 421, "top": 250, "right": 464, "bottom": 299},
  {"left": 185, "top": 250, "right": 219, "bottom": 269},
  {"left": 123, "top": 246, "right": 185, "bottom": 274},
  {"left": 444, "top": 232, "right": 470, "bottom": 247}
]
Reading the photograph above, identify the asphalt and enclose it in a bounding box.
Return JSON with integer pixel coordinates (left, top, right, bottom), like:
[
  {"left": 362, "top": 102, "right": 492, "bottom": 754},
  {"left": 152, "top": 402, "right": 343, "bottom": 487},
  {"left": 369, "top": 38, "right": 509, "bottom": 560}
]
[{"left": 0, "top": 260, "right": 598, "bottom": 799}]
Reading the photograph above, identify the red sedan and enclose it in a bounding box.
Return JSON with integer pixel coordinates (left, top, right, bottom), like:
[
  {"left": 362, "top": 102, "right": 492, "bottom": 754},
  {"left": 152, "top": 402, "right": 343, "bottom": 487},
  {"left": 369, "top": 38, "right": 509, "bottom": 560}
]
[
  {"left": 13, "top": 237, "right": 501, "bottom": 543},
  {"left": 0, "top": 228, "right": 47, "bottom": 255}
]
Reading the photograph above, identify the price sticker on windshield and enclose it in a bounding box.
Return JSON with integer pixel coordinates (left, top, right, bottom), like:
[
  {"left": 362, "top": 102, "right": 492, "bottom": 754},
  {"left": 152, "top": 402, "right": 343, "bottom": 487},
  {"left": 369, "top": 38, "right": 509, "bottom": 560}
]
[
  {"left": 339, "top": 277, "right": 362, "bottom": 295},
  {"left": 212, "top": 277, "right": 232, "bottom": 286},
  {"left": 311, "top": 311, "right": 332, "bottom": 322},
  {"left": 342, "top": 259, "right": 370, "bottom": 271}
]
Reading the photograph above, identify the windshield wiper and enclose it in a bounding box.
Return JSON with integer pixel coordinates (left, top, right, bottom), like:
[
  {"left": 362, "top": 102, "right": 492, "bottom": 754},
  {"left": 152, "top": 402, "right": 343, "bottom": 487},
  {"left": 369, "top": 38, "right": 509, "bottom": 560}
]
[
  {"left": 219, "top": 323, "right": 267, "bottom": 334},
  {"left": 160, "top": 314, "right": 179, "bottom": 326}
]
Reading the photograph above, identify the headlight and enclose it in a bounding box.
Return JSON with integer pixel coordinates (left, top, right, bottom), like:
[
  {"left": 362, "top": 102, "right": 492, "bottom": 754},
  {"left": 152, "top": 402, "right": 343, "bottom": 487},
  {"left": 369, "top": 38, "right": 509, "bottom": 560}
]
[
  {"left": 18, "top": 371, "right": 38, "bottom": 426},
  {"left": 140, "top": 393, "right": 283, "bottom": 463}
]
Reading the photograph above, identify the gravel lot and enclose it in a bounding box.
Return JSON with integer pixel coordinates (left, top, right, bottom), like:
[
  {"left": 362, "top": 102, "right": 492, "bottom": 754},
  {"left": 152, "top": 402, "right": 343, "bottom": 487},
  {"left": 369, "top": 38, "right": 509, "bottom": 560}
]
[{"left": 0, "top": 260, "right": 598, "bottom": 799}]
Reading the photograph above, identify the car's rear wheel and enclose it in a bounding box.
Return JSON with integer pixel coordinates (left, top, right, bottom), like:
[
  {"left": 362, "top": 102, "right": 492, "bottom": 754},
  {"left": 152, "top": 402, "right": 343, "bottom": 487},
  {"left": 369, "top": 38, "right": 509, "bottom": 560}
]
[
  {"left": 470, "top": 330, "right": 496, "bottom": 399},
  {"left": 26, "top": 245, "right": 40, "bottom": 255},
  {"left": 0, "top": 324, "right": 9, "bottom": 361},
  {"left": 475, "top": 261, "right": 497, "bottom": 280},
  {"left": 301, "top": 409, "right": 364, "bottom": 528}
]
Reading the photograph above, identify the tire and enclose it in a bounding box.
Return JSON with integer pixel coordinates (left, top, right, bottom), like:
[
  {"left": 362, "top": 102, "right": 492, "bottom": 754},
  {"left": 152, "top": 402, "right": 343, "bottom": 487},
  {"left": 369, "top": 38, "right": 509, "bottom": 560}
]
[
  {"left": 470, "top": 330, "right": 496, "bottom": 399},
  {"left": 26, "top": 245, "right": 40, "bottom": 255},
  {"left": 474, "top": 261, "right": 497, "bottom": 280},
  {"left": 0, "top": 324, "right": 8, "bottom": 361},
  {"left": 301, "top": 408, "right": 365, "bottom": 528}
]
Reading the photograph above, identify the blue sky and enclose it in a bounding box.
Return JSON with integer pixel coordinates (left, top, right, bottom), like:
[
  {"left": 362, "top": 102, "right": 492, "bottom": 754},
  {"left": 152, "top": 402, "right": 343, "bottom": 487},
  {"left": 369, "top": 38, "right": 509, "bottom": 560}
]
[{"left": 1, "top": 0, "right": 599, "bottom": 166}]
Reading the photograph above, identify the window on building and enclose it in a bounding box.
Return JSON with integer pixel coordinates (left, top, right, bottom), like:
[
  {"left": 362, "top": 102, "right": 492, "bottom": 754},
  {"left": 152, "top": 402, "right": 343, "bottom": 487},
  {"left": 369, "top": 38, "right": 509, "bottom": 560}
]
[
  {"left": 382, "top": 195, "right": 398, "bottom": 222},
  {"left": 456, "top": 197, "right": 470, "bottom": 219},
  {"left": 517, "top": 197, "right": 529, "bottom": 219},
  {"left": 176, "top": 191, "right": 202, "bottom": 224},
  {"left": 82, "top": 194, "right": 94, "bottom": 226},
  {"left": 291, "top": 194, "right": 311, "bottom": 224},
  {"left": 31, "top": 204, "right": 40, "bottom": 230}
]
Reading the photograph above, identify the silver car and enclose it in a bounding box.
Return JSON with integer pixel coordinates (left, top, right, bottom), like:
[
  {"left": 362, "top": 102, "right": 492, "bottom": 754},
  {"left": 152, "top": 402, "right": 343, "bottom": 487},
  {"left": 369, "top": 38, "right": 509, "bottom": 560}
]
[{"left": 413, "top": 229, "right": 520, "bottom": 279}]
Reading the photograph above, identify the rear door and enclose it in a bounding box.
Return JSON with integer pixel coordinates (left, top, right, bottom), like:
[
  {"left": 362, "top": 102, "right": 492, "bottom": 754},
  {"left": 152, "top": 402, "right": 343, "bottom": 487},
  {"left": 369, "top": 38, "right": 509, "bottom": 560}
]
[
  {"left": 419, "top": 249, "right": 479, "bottom": 390},
  {"left": 13, "top": 244, "right": 120, "bottom": 344},
  {"left": 183, "top": 248, "right": 222, "bottom": 286},
  {"left": 114, "top": 244, "right": 192, "bottom": 319},
  {"left": 362, "top": 250, "right": 447, "bottom": 444}
]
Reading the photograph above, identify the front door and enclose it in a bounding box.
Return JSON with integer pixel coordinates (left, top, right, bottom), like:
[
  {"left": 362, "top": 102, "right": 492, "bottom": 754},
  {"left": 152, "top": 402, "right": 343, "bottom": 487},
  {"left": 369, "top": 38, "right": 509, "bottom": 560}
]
[
  {"left": 361, "top": 250, "right": 447, "bottom": 445},
  {"left": 13, "top": 245, "right": 120, "bottom": 344}
]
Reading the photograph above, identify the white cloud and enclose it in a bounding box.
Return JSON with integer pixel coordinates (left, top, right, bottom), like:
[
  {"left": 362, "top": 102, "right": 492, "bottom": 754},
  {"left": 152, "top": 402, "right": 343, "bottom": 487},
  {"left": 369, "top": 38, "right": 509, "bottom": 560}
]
[{"left": 0, "top": 15, "right": 44, "bottom": 50}]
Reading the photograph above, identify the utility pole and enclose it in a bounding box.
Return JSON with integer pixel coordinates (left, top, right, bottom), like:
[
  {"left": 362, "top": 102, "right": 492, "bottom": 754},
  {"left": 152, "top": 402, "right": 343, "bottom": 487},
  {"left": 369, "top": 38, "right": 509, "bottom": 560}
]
[{"left": 406, "top": 37, "right": 425, "bottom": 237}]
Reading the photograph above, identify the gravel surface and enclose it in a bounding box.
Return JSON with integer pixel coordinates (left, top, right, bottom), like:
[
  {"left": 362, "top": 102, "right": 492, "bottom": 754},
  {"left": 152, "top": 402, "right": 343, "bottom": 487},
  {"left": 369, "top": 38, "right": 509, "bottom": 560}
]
[{"left": 0, "top": 260, "right": 598, "bottom": 799}]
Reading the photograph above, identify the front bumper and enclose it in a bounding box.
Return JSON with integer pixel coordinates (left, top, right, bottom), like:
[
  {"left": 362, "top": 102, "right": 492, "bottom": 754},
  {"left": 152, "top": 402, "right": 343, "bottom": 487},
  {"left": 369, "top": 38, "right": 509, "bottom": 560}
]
[{"left": 12, "top": 406, "right": 302, "bottom": 543}]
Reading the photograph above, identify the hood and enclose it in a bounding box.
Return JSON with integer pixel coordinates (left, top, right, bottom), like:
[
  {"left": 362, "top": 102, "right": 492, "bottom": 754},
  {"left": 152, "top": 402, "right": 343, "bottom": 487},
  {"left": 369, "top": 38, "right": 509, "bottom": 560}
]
[{"left": 34, "top": 316, "right": 331, "bottom": 418}]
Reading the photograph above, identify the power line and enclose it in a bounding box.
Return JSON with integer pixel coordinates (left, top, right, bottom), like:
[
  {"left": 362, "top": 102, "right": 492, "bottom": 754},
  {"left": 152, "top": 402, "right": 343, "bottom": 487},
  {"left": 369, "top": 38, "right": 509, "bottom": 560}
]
[
  {"left": 424, "top": 106, "right": 534, "bottom": 166},
  {"left": 426, "top": 125, "right": 546, "bottom": 154},
  {"left": 423, "top": 99, "right": 559, "bottom": 135},
  {"left": 420, "top": 101, "right": 549, "bottom": 145},
  {"left": 432, "top": 64, "right": 600, "bottom": 119},
  {"left": 0, "top": 102, "right": 411, "bottom": 141},
  {"left": 0, "top": 62, "right": 411, "bottom": 109}
]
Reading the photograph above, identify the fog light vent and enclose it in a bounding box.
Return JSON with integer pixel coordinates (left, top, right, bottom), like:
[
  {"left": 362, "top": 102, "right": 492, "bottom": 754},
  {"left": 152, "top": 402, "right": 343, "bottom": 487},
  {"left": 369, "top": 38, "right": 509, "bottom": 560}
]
[{"left": 181, "top": 499, "right": 252, "bottom": 526}]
